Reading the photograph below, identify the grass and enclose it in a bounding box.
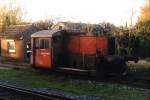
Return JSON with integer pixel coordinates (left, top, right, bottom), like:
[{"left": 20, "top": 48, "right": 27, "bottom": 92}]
[{"left": 0, "top": 68, "right": 149, "bottom": 100}]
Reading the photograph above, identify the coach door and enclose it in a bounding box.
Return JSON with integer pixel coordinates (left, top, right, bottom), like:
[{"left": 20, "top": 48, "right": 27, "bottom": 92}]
[{"left": 35, "top": 38, "right": 52, "bottom": 69}]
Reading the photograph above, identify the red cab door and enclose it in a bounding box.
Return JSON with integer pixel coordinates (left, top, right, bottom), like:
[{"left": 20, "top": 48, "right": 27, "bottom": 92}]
[{"left": 35, "top": 38, "right": 52, "bottom": 69}]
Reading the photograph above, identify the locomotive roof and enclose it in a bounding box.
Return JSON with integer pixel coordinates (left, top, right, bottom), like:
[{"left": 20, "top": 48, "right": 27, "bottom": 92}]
[{"left": 31, "top": 29, "right": 63, "bottom": 38}]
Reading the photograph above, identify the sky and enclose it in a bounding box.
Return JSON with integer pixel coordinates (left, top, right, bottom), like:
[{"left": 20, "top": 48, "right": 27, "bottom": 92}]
[{"left": 0, "top": 0, "right": 145, "bottom": 26}]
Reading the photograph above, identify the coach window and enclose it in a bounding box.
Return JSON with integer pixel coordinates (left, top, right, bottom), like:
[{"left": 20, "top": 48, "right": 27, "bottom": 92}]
[{"left": 40, "top": 39, "right": 50, "bottom": 49}]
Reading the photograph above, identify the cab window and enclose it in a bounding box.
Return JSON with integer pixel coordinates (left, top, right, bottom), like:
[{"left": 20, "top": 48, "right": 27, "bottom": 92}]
[
  {"left": 35, "top": 38, "right": 39, "bottom": 49},
  {"left": 39, "top": 39, "right": 50, "bottom": 49}
]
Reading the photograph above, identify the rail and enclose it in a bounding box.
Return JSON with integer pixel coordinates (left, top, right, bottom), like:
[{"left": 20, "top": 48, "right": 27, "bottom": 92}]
[{"left": 0, "top": 82, "right": 75, "bottom": 100}]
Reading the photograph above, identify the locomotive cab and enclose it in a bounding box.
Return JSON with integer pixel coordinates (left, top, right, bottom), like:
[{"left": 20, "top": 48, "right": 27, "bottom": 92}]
[{"left": 30, "top": 30, "right": 63, "bottom": 69}]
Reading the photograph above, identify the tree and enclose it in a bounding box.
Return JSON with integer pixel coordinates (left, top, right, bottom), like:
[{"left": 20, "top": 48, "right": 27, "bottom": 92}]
[
  {"left": 136, "top": 0, "right": 150, "bottom": 33},
  {"left": 138, "top": 0, "right": 150, "bottom": 22},
  {"left": 33, "top": 20, "right": 54, "bottom": 30},
  {"left": 133, "top": 0, "right": 150, "bottom": 57},
  {"left": 0, "top": 1, "right": 24, "bottom": 33},
  {"left": 82, "top": 24, "right": 93, "bottom": 35}
]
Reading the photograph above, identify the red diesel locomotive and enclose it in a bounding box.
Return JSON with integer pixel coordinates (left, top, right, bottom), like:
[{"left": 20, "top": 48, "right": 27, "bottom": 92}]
[{"left": 30, "top": 29, "right": 127, "bottom": 78}]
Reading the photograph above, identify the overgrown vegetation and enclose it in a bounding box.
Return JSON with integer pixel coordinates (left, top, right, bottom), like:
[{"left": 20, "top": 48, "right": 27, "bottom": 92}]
[
  {"left": 115, "top": 0, "right": 150, "bottom": 57},
  {"left": 115, "top": 22, "right": 150, "bottom": 57}
]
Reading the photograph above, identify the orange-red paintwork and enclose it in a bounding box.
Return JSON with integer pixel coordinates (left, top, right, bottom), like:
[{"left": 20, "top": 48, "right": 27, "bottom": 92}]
[
  {"left": 67, "top": 36, "right": 108, "bottom": 55},
  {"left": 35, "top": 49, "right": 52, "bottom": 68},
  {"left": 96, "top": 37, "right": 108, "bottom": 56},
  {"left": 67, "top": 36, "right": 80, "bottom": 54},
  {"left": 79, "top": 36, "right": 96, "bottom": 55}
]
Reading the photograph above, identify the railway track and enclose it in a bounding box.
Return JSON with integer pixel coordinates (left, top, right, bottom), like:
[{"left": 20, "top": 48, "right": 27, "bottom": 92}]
[
  {"left": 0, "top": 83, "right": 75, "bottom": 100},
  {"left": 0, "top": 62, "right": 149, "bottom": 91},
  {"left": 0, "top": 62, "right": 31, "bottom": 69}
]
